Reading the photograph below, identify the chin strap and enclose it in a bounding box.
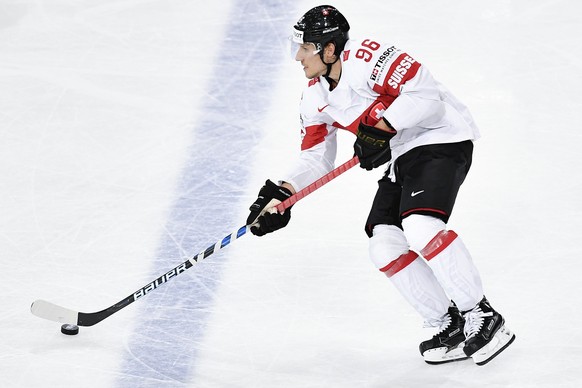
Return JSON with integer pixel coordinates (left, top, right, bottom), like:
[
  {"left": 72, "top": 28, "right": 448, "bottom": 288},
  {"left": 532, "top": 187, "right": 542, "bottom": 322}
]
[{"left": 320, "top": 51, "right": 340, "bottom": 78}]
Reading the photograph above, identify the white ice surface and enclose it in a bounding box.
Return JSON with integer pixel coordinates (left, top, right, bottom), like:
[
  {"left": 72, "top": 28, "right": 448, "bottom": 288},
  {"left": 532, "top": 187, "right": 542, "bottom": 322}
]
[{"left": 1, "top": 0, "right": 582, "bottom": 387}]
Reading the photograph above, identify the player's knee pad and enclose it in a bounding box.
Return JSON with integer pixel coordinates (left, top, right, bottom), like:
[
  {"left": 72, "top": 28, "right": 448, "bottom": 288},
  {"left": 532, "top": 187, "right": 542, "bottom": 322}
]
[
  {"left": 368, "top": 224, "right": 410, "bottom": 270},
  {"left": 402, "top": 214, "right": 446, "bottom": 253}
]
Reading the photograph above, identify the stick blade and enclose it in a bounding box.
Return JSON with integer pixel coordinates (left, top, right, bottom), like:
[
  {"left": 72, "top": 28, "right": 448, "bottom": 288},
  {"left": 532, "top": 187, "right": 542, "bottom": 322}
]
[{"left": 31, "top": 300, "right": 79, "bottom": 324}]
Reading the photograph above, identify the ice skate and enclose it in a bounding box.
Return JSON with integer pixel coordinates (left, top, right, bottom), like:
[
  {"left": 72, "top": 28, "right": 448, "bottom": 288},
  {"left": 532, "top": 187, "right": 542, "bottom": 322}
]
[
  {"left": 419, "top": 305, "right": 469, "bottom": 364},
  {"left": 463, "top": 296, "right": 516, "bottom": 365}
]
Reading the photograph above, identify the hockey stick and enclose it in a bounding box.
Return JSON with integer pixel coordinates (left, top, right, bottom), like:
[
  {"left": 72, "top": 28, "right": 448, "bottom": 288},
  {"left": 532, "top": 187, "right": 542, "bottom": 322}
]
[{"left": 31, "top": 156, "right": 359, "bottom": 327}]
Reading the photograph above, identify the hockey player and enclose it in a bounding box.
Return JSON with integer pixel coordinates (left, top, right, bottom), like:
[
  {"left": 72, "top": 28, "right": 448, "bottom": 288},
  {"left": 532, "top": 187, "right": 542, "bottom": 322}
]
[{"left": 246, "top": 5, "right": 515, "bottom": 365}]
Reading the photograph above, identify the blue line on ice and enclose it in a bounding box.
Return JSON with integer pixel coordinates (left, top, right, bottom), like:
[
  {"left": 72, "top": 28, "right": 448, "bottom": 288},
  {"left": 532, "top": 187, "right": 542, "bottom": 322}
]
[{"left": 115, "top": 1, "right": 295, "bottom": 386}]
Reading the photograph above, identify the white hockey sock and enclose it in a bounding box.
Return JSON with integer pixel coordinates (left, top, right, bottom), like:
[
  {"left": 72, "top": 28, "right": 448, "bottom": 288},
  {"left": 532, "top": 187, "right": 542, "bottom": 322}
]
[
  {"left": 421, "top": 230, "right": 484, "bottom": 312},
  {"left": 381, "top": 252, "right": 451, "bottom": 322},
  {"left": 369, "top": 225, "right": 449, "bottom": 322}
]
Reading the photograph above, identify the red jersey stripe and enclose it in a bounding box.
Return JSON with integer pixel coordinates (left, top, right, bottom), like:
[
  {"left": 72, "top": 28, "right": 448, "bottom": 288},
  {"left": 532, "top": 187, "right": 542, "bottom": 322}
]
[
  {"left": 372, "top": 52, "right": 421, "bottom": 96},
  {"left": 301, "top": 123, "right": 328, "bottom": 150}
]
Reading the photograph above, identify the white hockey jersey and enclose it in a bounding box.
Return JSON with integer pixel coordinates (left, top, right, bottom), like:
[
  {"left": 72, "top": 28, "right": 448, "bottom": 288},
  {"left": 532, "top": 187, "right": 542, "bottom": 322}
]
[{"left": 281, "top": 38, "right": 480, "bottom": 191}]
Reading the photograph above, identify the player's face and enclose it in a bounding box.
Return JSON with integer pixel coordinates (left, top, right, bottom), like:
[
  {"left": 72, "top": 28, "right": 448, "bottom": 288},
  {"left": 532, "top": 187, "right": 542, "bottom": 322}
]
[{"left": 294, "top": 43, "right": 326, "bottom": 79}]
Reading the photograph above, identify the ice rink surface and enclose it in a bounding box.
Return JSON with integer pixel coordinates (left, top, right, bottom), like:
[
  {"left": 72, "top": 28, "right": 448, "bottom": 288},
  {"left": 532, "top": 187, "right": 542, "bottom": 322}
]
[{"left": 1, "top": 0, "right": 582, "bottom": 387}]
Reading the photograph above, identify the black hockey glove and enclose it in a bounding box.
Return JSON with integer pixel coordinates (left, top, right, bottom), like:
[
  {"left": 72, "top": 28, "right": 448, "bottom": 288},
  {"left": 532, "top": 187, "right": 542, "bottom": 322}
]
[
  {"left": 246, "top": 179, "right": 293, "bottom": 237},
  {"left": 353, "top": 120, "right": 396, "bottom": 170}
]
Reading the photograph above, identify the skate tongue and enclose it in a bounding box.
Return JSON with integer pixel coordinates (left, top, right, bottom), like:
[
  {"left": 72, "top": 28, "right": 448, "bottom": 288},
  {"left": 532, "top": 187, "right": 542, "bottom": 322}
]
[
  {"left": 464, "top": 308, "right": 493, "bottom": 338},
  {"left": 423, "top": 315, "right": 452, "bottom": 335}
]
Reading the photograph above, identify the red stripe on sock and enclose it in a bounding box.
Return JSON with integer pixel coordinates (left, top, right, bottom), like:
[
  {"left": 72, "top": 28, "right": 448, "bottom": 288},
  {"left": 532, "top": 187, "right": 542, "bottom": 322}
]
[
  {"left": 379, "top": 251, "right": 419, "bottom": 277},
  {"left": 421, "top": 230, "right": 458, "bottom": 261}
]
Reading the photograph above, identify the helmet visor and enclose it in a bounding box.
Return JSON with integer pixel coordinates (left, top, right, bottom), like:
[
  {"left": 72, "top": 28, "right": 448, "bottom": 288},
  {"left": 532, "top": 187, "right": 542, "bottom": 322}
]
[
  {"left": 288, "top": 28, "right": 320, "bottom": 60},
  {"left": 288, "top": 39, "right": 320, "bottom": 60}
]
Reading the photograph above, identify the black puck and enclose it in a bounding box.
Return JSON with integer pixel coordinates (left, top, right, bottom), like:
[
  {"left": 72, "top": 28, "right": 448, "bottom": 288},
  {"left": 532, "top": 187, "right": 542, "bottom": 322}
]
[{"left": 61, "top": 323, "right": 79, "bottom": 335}]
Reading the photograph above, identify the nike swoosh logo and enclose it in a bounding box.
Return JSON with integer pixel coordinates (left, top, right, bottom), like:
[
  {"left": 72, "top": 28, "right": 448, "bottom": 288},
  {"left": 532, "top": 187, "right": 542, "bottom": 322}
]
[
  {"left": 317, "top": 104, "right": 329, "bottom": 112},
  {"left": 411, "top": 190, "right": 425, "bottom": 197}
]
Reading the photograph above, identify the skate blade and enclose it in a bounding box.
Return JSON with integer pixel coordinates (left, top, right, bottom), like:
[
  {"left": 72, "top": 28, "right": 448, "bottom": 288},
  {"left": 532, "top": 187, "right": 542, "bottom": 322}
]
[
  {"left": 423, "top": 344, "right": 469, "bottom": 365},
  {"left": 472, "top": 325, "right": 516, "bottom": 366}
]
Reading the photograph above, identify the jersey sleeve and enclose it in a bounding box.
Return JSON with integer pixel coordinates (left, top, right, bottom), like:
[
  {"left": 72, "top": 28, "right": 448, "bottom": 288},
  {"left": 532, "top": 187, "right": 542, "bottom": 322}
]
[
  {"left": 279, "top": 133, "right": 337, "bottom": 192},
  {"left": 383, "top": 66, "right": 447, "bottom": 130},
  {"left": 280, "top": 83, "right": 338, "bottom": 191},
  {"left": 368, "top": 49, "right": 446, "bottom": 131}
]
